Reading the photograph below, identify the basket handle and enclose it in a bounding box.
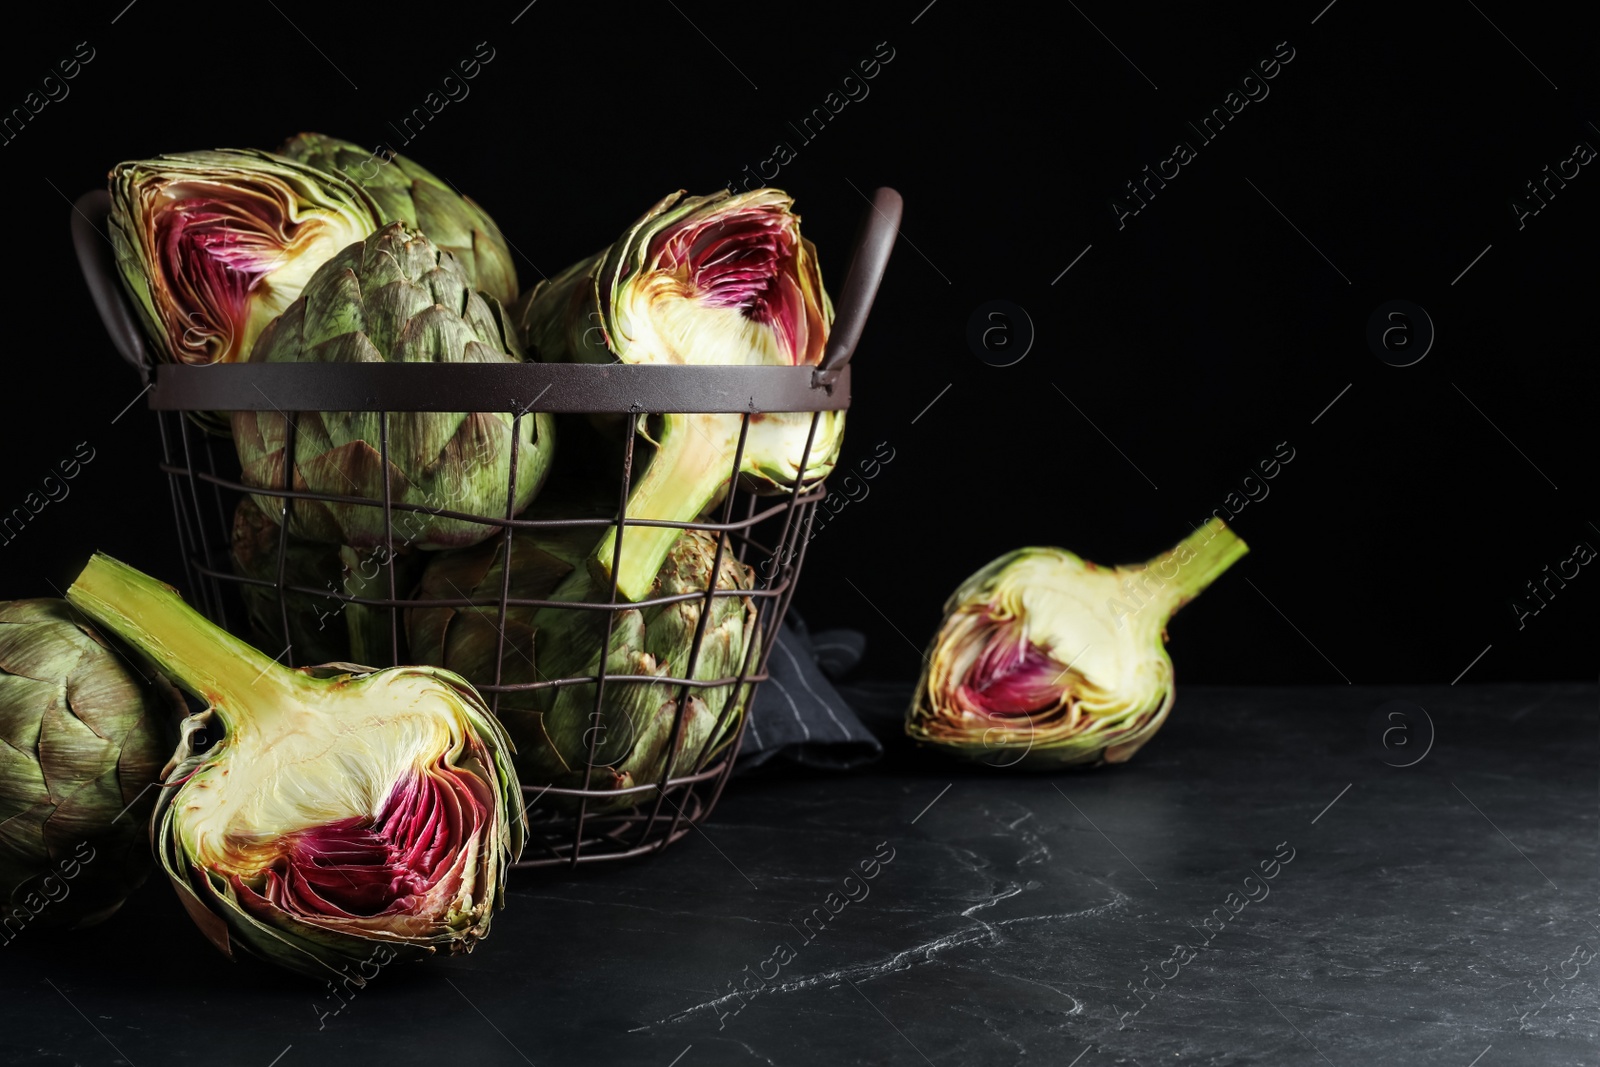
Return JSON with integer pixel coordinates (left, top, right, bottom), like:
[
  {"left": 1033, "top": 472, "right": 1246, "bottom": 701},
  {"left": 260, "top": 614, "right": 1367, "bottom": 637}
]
[
  {"left": 817, "top": 186, "right": 901, "bottom": 381},
  {"left": 71, "top": 189, "right": 152, "bottom": 382}
]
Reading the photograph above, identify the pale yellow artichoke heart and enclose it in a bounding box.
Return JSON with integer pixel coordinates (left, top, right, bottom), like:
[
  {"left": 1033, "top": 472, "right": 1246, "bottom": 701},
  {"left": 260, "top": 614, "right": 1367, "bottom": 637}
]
[
  {"left": 613, "top": 271, "right": 790, "bottom": 367},
  {"left": 180, "top": 672, "right": 469, "bottom": 877},
  {"left": 999, "top": 552, "right": 1175, "bottom": 717}
]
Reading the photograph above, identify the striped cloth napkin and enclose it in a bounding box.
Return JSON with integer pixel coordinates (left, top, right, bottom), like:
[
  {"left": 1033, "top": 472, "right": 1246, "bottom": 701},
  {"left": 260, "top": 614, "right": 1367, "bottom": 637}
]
[{"left": 735, "top": 614, "right": 884, "bottom": 772}]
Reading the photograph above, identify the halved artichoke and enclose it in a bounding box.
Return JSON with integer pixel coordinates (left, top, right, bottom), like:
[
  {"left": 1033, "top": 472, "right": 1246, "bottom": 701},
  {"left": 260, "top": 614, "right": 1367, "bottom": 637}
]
[
  {"left": 110, "top": 137, "right": 519, "bottom": 370},
  {"left": 908, "top": 519, "right": 1248, "bottom": 768},
  {"left": 110, "top": 148, "right": 381, "bottom": 368},
  {"left": 66, "top": 553, "right": 524, "bottom": 982},
  {"left": 515, "top": 188, "right": 841, "bottom": 601}
]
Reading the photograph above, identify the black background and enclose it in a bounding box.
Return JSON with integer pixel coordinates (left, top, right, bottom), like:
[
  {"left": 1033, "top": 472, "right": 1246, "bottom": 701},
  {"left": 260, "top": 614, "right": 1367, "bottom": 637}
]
[{"left": 2, "top": 0, "right": 1596, "bottom": 686}]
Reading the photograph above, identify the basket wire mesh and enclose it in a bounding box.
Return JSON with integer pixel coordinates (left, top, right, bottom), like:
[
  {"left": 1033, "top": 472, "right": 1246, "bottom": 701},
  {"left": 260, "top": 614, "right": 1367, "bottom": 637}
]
[{"left": 73, "top": 185, "right": 902, "bottom": 869}]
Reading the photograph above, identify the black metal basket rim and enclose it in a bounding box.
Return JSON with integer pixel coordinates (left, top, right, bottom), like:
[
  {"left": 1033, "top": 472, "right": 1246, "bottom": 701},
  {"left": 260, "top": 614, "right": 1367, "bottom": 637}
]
[
  {"left": 150, "top": 361, "right": 851, "bottom": 414},
  {"left": 171, "top": 463, "right": 824, "bottom": 534}
]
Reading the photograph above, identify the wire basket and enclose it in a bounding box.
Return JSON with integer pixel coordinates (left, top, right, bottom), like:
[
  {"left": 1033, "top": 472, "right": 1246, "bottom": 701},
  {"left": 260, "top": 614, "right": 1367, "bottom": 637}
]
[{"left": 71, "top": 186, "right": 901, "bottom": 869}]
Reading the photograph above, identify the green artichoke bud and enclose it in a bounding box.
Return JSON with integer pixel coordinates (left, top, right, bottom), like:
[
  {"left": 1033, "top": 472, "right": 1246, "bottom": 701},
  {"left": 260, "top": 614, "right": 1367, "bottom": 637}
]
[
  {"left": 336, "top": 545, "right": 427, "bottom": 668},
  {"left": 66, "top": 553, "right": 524, "bottom": 982},
  {"left": 514, "top": 188, "right": 841, "bottom": 601},
  {"left": 230, "top": 499, "right": 426, "bottom": 668},
  {"left": 278, "top": 133, "right": 518, "bottom": 308},
  {"left": 515, "top": 529, "right": 761, "bottom": 812},
  {"left": 232, "top": 223, "right": 555, "bottom": 551},
  {"left": 230, "top": 497, "right": 350, "bottom": 665},
  {"left": 908, "top": 519, "right": 1248, "bottom": 768},
  {"left": 0, "top": 599, "right": 181, "bottom": 934},
  {"left": 109, "top": 148, "right": 383, "bottom": 367},
  {"left": 405, "top": 527, "right": 592, "bottom": 713}
]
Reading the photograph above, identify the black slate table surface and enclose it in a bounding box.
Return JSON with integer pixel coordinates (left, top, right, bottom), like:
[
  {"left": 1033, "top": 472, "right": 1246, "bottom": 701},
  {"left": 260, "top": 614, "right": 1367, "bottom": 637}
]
[{"left": 3, "top": 683, "right": 1595, "bottom": 1066}]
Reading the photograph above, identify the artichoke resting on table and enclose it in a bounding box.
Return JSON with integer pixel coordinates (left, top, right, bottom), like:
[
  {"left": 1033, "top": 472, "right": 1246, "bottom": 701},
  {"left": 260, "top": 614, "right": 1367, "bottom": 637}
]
[
  {"left": 66, "top": 553, "right": 523, "bottom": 982},
  {"left": 0, "top": 599, "right": 180, "bottom": 933},
  {"left": 908, "top": 519, "right": 1248, "bottom": 769}
]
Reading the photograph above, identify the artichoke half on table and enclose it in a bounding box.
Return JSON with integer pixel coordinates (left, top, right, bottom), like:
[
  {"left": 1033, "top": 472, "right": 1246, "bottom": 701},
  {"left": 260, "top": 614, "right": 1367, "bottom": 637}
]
[
  {"left": 909, "top": 519, "right": 1249, "bottom": 769},
  {"left": 66, "top": 553, "right": 524, "bottom": 981}
]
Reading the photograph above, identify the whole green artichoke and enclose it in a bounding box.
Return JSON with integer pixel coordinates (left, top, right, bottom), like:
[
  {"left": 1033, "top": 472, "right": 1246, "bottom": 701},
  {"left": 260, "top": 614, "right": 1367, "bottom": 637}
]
[
  {"left": 406, "top": 527, "right": 592, "bottom": 714},
  {"left": 231, "top": 223, "right": 555, "bottom": 552},
  {"left": 278, "top": 133, "right": 518, "bottom": 308},
  {"left": 514, "top": 529, "right": 761, "bottom": 813},
  {"left": 230, "top": 498, "right": 423, "bottom": 667},
  {"left": 230, "top": 497, "right": 350, "bottom": 665},
  {"left": 0, "top": 599, "right": 181, "bottom": 935}
]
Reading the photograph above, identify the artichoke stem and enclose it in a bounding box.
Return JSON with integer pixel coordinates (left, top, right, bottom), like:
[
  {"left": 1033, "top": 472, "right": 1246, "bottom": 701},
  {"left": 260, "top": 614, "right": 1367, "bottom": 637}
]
[
  {"left": 1133, "top": 517, "right": 1249, "bottom": 622},
  {"left": 592, "top": 413, "right": 733, "bottom": 601},
  {"left": 67, "top": 552, "right": 295, "bottom": 722}
]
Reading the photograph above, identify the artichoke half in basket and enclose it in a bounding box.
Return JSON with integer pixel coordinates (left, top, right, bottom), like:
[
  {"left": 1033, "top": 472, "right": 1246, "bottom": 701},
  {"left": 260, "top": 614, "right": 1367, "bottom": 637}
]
[{"left": 515, "top": 188, "right": 841, "bottom": 601}]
